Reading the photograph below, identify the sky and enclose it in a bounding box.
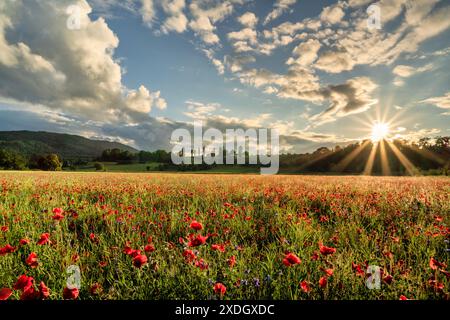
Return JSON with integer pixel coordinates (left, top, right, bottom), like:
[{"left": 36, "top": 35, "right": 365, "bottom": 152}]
[{"left": 0, "top": 0, "right": 449, "bottom": 153}]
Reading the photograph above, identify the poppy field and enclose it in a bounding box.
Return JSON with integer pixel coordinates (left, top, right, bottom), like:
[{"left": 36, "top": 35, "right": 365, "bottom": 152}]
[{"left": 0, "top": 172, "right": 449, "bottom": 300}]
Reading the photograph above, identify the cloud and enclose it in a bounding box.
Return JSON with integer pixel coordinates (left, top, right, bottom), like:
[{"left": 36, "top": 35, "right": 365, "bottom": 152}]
[
  {"left": 287, "top": 39, "right": 321, "bottom": 67},
  {"left": 141, "top": 0, "right": 156, "bottom": 26},
  {"left": 264, "top": 0, "right": 296, "bottom": 25},
  {"left": 0, "top": 0, "right": 165, "bottom": 124},
  {"left": 306, "top": 77, "right": 378, "bottom": 126},
  {"left": 238, "top": 12, "right": 258, "bottom": 28},
  {"left": 420, "top": 92, "right": 450, "bottom": 109},
  {"left": 160, "top": 0, "right": 188, "bottom": 33},
  {"left": 392, "top": 63, "right": 433, "bottom": 77},
  {"left": 320, "top": 2, "right": 346, "bottom": 25}
]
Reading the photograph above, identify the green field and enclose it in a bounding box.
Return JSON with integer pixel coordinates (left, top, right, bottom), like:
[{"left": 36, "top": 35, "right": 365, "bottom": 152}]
[{"left": 0, "top": 172, "right": 449, "bottom": 300}]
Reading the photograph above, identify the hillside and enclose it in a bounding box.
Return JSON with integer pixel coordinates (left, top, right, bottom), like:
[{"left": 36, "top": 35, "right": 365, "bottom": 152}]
[{"left": 0, "top": 131, "right": 138, "bottom": 160}]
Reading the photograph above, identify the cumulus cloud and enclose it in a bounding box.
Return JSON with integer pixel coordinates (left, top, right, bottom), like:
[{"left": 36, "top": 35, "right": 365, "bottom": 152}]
[
  {"left": 0, "top": 0, "right": 166, "bottom": 124},
  {"left": 420, "top": 92, "right": 450, "bottom": 110},
  {"left": 264, "top": 0, "right": 297, "bottom": 25},
  {"left": 320, "top": 2, "right": 345, "bottom": 25},
  {"left": 141, "top": 0, "right": 156, "bottom": 26},
  {"left": 392, "top": 63, "right": 433, "bottom": 77},
  {"left": 238, "top": 12, "right": 258, "bottom": 28},
  {"left": 160, "top": 0, "right": 188, "bottom": 33}
]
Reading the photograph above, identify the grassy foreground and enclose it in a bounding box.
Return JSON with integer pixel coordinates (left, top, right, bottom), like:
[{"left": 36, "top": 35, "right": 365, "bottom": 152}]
[{"left": 0, "top": 172, "right": 449, "bottom": 300}]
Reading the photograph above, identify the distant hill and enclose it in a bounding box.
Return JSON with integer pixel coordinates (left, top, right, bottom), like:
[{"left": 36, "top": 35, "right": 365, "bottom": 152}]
[{"left": 0, "top": 131, "right": 138, "bottom": 160}]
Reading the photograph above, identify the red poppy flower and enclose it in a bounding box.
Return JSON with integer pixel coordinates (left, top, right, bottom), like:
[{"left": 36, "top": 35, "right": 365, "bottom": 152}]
[
  {"left": 90, "top": 283, "right": 102, "bottom": 295},
  {"left": 63, "top": 287, "right": 79, "bottom": 300},
  {"left": 1, "top": 226, "right": 8, "bottom": 232},
  {"left": 300, "top": 281, "right": 311, "bottom": 293},
  {"left": 52, "top": 207, "right": 64, "bottom": 215},
  {"left": 282, "top": 253, "right": 301, "bottom": 267},
  {"left": 132, "top": 254, "right": 148, "bottom": 268},
  {"left": 319, "top": 276, "right": 327, "bottom": 288},
  {"left": 214, "top": 282, "right": 226, "bottom": 296},
  {"left": 20, "top": 286, "right": 39, "bottom": 300},
  {"left": 195, "top": 258, "right": 208, "bottom": 270},
  {"left": 352, "top": 262, "right": 365, "bottom": 277},
  {"left": 144, "top": 244, "right": 155, "bottom": 253},
  {"left": 212, "top": 244, "right": 226, "bottom": 252},
  {"left": 190, "top": 220, "right": 203, "bottom": 231},
  {"left": 228, "top": 255, "right": 236, "bottom": 268},
  {"left": 323, "top": 268, "right": 334, "bottom": 277},
  {"left": 37, "top": 233, "right": 51, "bottom": 245},
  {"left": 14, "top": 275, "right": 33, "bottom": 291},
  {"left": 52, "top": 212, "right": 64, "bottom": 221},
  {"left": 383, "top": 274, "right": 393, "bottom": 285},
  {"left": 0, "top": 244, "right": 16, "bottom": 256},
  {"left": 183, "top": 249, "right": 196, "bottom": 262},
  {"left": 0, "top": 288, "right": 12, "bottom": 300},
  {"left": 319, "top": 243, "right": 336, "bottom": 256},
  {"left": 89, "top": 233, "right": 96, "bottom": 241},
  {"left": 399, "top": 295, "right": 409, "bottom": 300},
  {"left": 39, "top": 282, "right": 50, "bottom": 299},
  {"left": 429, "top": 257, "right": 447, "bottom": 270},
  {"left": 26, "top": 252, "right": 39, "bottom": 268},
  {"left": 19, "top": 238, "right": 30, "bottom": 246},
  {"left": 188, "top": 234, "right": 208, "bottom": 247},
  {"left": 310, "top": 252, "right": 319, "bottom": 261}
]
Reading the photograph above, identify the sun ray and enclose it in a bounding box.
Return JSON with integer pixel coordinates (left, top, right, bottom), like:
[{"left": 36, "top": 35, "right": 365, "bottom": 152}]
[
  {"left": 363, "top": 142, "right": 378, "bottom": 175},
  {"left": 334, "top": 140, "right": 371, "bottom": 172},
  {"left": 379, "top": 139, "right": 391, "bottom": 176},
  {"left": 386, "top": 140, "right": 419, "bottom": 176}
]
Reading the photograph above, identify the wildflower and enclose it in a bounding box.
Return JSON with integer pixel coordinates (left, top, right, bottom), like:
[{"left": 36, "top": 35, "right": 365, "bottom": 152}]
[
  {"left": 282, "top": 253, "right": 301, "bottom": 267},
  {"left": 319, "top": 243, "right": 336, "bottom": 256},
  {"left": 26, "top": 252, "right": 39, "bottom": 268},
  {"left": 319, "top": 276, "right": 327, "bottom": 288},
  {"left": 14, "top": 275, "right": 33, "bottom": 291},
  {"left": 144, "top": 244, "right": 155, "bottom": 253},
  {"left": 0, "top": 244, "right": 16, "bottom": 256},
  {"left": 228, "top": 255, "right": 236, "bottom": 268},
  {"left": 214, "top": 283, "right": 226, "bottom": 296},
  {"left": 300, "top": 281, "right": 311, "bottom": 293},
  {"left": 132, "top": 254, "right": 148, "bottom": 268},
  {"left": 383, "top": 274, "right": 393, "bottom": 285},
  {"left": 0, "top": 288, "right": 12, "bottom": 300},
  {"left": 39, "top": 282, "right": 50, "bottom": 299},
  {"left": 37, "top": 233, "right": 51, "bottom": 245},
  {"left": 63, "top": 287, "right": 79, "bottom": 300},
  {"left": 190, "top": 220, "right": 203, "bottom": 231},
  {"left": 188, "top": 234, "right": 208, "bottom": 247},
  {"left": 90, "top": 283, "right": 102, "bottom": 295},
  {"left": 212, "top": 244, "right": 226, "bottom": 252},
  {"left": 183, "top": 249, "right": 196, "bottom": 262},
  {"left": 20, "top": 238, "right": 30, "bottom": 246},
  {"left": 429, "top": 257, "right": 447, "bottom": 270}
]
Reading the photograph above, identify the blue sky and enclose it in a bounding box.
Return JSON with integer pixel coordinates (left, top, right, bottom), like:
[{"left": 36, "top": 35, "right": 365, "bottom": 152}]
[{"left": 0, "top": 0, "right": 449, "bottom": 152}]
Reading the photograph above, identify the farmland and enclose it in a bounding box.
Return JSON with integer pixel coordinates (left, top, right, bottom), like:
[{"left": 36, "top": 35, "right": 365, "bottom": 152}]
[{"left": 0, "top": 172, "right": 449, "bottom": 300}]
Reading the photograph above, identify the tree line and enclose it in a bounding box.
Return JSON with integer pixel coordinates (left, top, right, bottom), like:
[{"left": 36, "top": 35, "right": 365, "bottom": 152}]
[{"left": 0, "top": 137, "right": 448, "bottom": 175}]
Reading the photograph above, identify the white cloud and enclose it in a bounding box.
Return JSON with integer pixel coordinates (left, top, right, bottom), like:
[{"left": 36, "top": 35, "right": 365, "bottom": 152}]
[
  {"left": 161, "top": 0, "right": 188, "bottom": 33},
  {"left": 320, "top": 2, "right": 345, "bottom": 25},
  {"left": 141, "top": 0, "right": 155, "bottom": 26},
  {"left": 0, "top": 0, "right": 165, "bottom": 123},
  {"left": 264, "top": 0, "right": 296, "bottom": 25},
  {"left": 420, "top": 92, "right": 450, "bottom": 109},
  {"left": 238, "top": 12, "right": 258, "bottom": 28},
  {"left": 392, "top": 63, "right": 433, "bottom": 77}
]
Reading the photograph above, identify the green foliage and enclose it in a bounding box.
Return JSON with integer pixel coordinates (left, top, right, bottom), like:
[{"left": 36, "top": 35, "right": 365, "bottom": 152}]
[
  {"left": 0, "top": 149, "right": 27, "bottom": 170},
  {"left": 94, "top": 162, "right": 105, "bottom": 171}
]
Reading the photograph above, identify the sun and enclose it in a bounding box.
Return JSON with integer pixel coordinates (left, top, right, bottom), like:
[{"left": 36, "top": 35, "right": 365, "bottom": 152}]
[{"left": 371, "top": 122, "right": 390, "bottom": 142}]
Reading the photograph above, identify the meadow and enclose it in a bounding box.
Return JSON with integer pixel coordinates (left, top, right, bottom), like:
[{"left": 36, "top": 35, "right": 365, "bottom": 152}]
[{"left": 0, "top": 172, "right": 449, "bottom": 300}]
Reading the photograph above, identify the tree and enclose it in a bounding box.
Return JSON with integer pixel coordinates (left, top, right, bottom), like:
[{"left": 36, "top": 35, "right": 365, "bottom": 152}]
[
  {"left": 0, "top": 149, "right": 27, "bottom": 170},
  {"left": 94, "top": 162, "right": 105, "bottom": 171},
  {"left": 36, "top": 154, "right": 62, "bottom": 171}
]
